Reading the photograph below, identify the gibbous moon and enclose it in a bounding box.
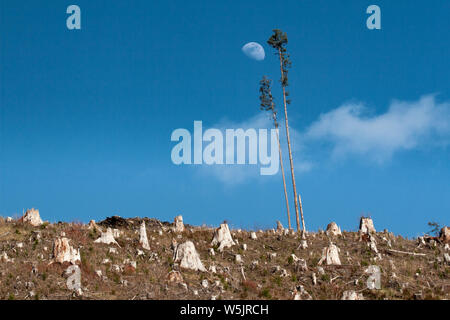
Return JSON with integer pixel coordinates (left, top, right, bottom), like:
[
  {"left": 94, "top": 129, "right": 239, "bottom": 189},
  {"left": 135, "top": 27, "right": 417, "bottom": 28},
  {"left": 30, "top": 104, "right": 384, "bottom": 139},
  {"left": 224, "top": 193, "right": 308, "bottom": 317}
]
[{"left": 242, "top": 42, "right": 265, "bottom": 61}]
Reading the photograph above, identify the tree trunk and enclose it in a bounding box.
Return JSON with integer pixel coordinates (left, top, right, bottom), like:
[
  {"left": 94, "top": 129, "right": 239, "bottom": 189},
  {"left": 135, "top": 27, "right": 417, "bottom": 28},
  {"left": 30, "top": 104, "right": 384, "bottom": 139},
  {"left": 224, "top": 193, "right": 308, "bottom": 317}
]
[
  {"left": 298, "top": 194, "right": 306, "bottom": 234},
  {"left": 275, "top": 127, "right": 291, "bottom": 229},
  {"left": 277, "top": 48, "right": 300, "bottom": 232}
]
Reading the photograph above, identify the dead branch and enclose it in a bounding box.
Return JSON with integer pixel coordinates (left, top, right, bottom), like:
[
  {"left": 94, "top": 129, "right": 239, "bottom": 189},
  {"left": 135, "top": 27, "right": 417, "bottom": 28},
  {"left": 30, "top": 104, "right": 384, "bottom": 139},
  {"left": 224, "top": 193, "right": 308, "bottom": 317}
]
[{"left": 386, "top": 249, "right": 426, "bottom": 256}]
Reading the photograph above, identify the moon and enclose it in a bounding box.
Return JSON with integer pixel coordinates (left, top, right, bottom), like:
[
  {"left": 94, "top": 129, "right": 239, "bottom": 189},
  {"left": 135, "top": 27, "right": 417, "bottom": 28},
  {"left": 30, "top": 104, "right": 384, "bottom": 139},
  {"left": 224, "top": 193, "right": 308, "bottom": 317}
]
[{"left": 242, "top": 42, "right": 265, "bottom": 61}]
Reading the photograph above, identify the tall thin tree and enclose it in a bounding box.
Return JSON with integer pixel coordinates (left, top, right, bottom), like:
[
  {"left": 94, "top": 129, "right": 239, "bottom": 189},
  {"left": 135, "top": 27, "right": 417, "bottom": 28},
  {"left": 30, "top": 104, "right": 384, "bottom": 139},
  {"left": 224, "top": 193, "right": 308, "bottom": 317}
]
[
  {"left": 267, "top": 29, "right": 305, "bottom": 233},
  {"left": 259, "top": 76, "right": 291, "bottom": 230}
]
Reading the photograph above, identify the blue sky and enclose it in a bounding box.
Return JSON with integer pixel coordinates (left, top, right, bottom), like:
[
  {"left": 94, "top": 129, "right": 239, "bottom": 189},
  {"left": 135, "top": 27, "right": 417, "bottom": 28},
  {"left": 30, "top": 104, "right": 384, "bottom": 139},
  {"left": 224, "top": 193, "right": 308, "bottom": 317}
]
[{"left": 1, "top": 1, "right": 449, "bottom": 237}]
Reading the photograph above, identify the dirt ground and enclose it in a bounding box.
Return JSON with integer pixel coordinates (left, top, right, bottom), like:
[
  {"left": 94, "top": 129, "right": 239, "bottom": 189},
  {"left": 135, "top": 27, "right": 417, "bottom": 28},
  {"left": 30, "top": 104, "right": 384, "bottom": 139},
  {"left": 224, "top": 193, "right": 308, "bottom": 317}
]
[{"left": 0, "top": 216, "right": 448, "bottom": 300}]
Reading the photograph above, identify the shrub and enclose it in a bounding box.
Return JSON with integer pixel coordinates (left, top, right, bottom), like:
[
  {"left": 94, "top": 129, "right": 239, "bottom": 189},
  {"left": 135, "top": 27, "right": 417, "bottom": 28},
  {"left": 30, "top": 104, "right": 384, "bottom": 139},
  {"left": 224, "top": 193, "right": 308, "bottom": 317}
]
[
  {"left": 427, "top": 222, "right": 441, "bottom": 236},
  {"left": 241, "top": 280, "right": 257, "bottom": 292},
  {"left": 321, "top": 274, "right": 330, "bottom": 282},
  {"left": 259, "top": 288, "right": 272, "bottom": 299},
  {"left": 287, "top": 255, "right": 294, "bottom": 265}
]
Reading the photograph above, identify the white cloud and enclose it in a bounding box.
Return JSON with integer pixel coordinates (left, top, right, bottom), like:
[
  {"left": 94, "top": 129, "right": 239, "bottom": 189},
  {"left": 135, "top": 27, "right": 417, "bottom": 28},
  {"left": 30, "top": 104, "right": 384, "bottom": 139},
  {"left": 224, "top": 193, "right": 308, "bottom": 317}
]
[
  {"left": 198, "top": 164, "right": 260, "bottom": 185},
  {"left": 197, "top": 95, "right": 450, "bottom": 184},
  {"left": 305, "top": 95, "right": 450, "bottom": 163},
  {"left": 196, "top": 113, "right": 267, "bottom": 185},
  {"left": 197, "top": 113, "right": 312, "bottom": 185}
]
